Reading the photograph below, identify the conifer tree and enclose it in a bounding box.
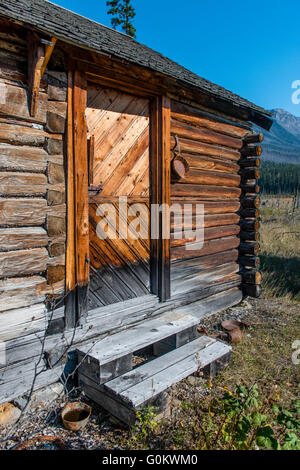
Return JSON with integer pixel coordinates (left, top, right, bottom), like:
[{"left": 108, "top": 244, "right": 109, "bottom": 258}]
[{"left": 106, "top": 0, "right": 136, "bottom": 38}]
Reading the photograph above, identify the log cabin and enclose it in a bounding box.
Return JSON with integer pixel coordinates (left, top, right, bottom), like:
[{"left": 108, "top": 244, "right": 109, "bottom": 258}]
[{"left": 0, "top": 0, "right": 273, "bottom": 424}]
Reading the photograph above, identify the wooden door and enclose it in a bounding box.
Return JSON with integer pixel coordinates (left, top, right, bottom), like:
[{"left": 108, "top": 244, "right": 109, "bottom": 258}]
[{"left": 86, "top": 84, "right": 151, "bottom": 309}]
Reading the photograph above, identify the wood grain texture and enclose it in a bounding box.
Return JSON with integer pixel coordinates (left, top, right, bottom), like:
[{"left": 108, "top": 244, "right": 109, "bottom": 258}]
[
  {"left": 0, "top": 247, "right": 48, "bottom": 278},
  {"left": 86, "top": 85, "right": 151, "bottom": 308},
  {"left": 0, "top": 227, "right": 48, "bottom": 251},
  {"left": 0, "top": 144, "right": 48, "bottom": 172},
  {"left": 86, "top": 84, "right": 149, "bottom": 196},
  {"left": 0, "top": 197, "right": 47, "bottom": 226}
]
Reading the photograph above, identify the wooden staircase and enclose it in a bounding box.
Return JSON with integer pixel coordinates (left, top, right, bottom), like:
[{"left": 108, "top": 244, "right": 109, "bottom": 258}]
[{"left": 77, "top": 309, "right": 231, "bottom": 426}]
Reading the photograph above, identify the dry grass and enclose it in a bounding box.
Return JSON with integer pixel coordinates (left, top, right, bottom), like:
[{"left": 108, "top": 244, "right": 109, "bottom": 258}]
[{"left": 260, "top": 200, "right": 300, "bottom": 301}]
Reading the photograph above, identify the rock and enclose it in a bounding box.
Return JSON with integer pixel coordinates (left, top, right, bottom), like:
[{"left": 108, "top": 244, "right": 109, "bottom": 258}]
[
  {"left": 14, "top": 382, "right": 65, "bottom": 413},
  {"left": 0, "top": 402, "right": 21, "bottom": 427},
  {"left": 187, "top": 376, "right": 199, "bottom": 386},
  {"left": 29, "top": 382, "right": 65, "bottom": 411}
]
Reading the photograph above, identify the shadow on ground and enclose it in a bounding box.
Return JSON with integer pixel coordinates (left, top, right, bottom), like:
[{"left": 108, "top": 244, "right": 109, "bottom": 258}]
[{"left": 260, "top": 253, "right": 300, "bottom": 299}]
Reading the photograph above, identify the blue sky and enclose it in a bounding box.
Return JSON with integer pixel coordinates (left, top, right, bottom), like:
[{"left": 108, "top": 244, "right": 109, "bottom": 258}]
[{"left": 52, "top": 0, "right": 300, "bottom": 115}]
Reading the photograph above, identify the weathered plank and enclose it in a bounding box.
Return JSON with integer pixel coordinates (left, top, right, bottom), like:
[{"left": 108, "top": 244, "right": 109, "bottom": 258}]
[
  {"left": 179, "top": 169, "right": 240, "bottom": 187},
  {"left": 183, "top": 154, "right": 239, "bottom": 174},
  {"left": 77, "top": 311, "right": 199, "bottom": 383},
  {"left": 0, "top": 144, "right": 47, "bottom": 172},
  {"left": 171, "top": 249, "right": 239, "bottom": 275},
  {"left": 0, "top": 247, "right": 48, "bottom": 278},
  {"left": 0, "top": 81, "right": 47, "bottom": 123},
  {"left": 171, "top": 119, "right": 243, "bottom": 149},
  {"left": 73, "top": 70, "right": 89, "bottom": 318},
  {"left": 0, "top": 121, "right": 45, "bottom": 146},
  {"left": 0, "top": 197, "right": 47, "bottom": 226},
  {"left": 171, "top": 213, "right": 240, "bottom": 232},
  {"left": 171, "top": 184, "right": 241, "bottom": 198},
  {"left": 105, "top": 339, "right": 231, "bottom": 410},
  {"left": 171, "top": 101, "right": 250, "bottom": 138},
  {"left": 0, "top": 302, "right": 47, "bottom": 341},
  {"left": 0, "top": 227, "right": 48, "bottom": 251},
  {"left": 170, "top": 135, "right": 240, "bottom": 161},
  {"left": 0, "top": 171, "right": 47, "bottom": 195},
  {"left": 108, "top": 336, "right": 216, "bottom": 394},
  {"left": 0, "top": 276, "right": 46, "bottom": 312},
  {"left": 171, "top": 262, "right": 239, "bottom": 296},
  {"left": 171, "top": 199, "right": 240, "bottom": 215},
  {"left": 171, "top": 235, "right": 240, "bottom": 261}
]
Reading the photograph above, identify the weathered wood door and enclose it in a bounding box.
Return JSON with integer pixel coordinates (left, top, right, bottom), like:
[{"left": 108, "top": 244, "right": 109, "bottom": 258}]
[{"left": 86, "top": 84, "right": 151, "bottom": 309}]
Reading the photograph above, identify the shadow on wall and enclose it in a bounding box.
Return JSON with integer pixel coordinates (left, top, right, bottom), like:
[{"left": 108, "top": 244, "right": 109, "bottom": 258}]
[{"left": 260, "top": 254, "right": 300, "bottom": 300}]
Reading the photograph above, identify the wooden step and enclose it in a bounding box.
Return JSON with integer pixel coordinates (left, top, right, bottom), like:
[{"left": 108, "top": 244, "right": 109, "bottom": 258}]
[
  {"left": 77, "top": 310, "right": 199, "bottom": 384},
  {"left": 78, "top": 336, "right": 232, "bottom": 426}
]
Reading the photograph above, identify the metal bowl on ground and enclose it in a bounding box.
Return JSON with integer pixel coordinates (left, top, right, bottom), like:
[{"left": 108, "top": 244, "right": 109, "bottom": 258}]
[{"left": 61, "top": 401, "right": 91, "bottom": 431}]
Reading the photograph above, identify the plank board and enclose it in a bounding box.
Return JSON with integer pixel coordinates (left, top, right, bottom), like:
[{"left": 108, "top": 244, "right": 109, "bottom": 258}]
[
  {"left": 114, "top": 340, "right": 231, "bottom": 408},
  {"left": 77, "top": 310, "right": 199, "bottom": 366},
  {"left": 86, "top": 85, "right": 151, "bottom": 307}
]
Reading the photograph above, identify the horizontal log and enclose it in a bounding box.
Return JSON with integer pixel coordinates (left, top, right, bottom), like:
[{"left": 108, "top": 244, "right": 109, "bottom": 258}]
[
  {"left": 241, "top": 270, "right": 262, "bottom": 285},
  {"left": 171, "top": 102, "right": 249, "bottom": 138},
  {"left": 240, "top": 145, "right": 262, "bottom": 157},
  {"left": 242, "top": 284, "right": 262, "bottom": 298},
  {"left": 0, "top": 198, "right": 47, "bottom": 226},
  {"left": 171, "top": 119, "right": 243, "bottom": 149},
  {"left": 172, "top": 213, "right": 240, "bottom": 232},
  {"left": 171, "top": 224, "right": 240, "bottom": 247},
  {"left": 0, "top": 227, "right": 48, "bottom": 251},
  {"left": 240, "top": 167, "right": 260, "bottom": 180},
  {"left": 171, "top": 262, "right": 240, "bottom": 296},
  {"left": 171, "top": 249, "right": 239, "bottom": 273},
  {"left": 171, "top": 184, "right": 241, "bottom": 199},
  {"left": 241, "top": 196, "right": 260, "bottom": 209},
  {"left": 241, "top": 183, "right": 260, "bottom": 194},
  {"left": 183, "top": 154, "right": 239, "bottom": 173},
  {"left": 0, "top": 247, "right": 48, "bottom": 278},
  {"left": 240, "top": 219, "right": 260, "bottom": 231},
  {"left": 0, "top": 302, "right": 47, "bottom": 342},
  {"left": 0, "top": 121, "right": 46, "bottom": 146},
  {"left": 0, "top": 82, "right": 47, "bottom": 123},
  {"left": 239, "top": 241, "right": 260, "bottom": 256},
  {"left": 239, "top": 208, "right": 259, "bottom": 218},
  {"left": 0, "top": 276, "right": 46, "bottom": 312},
  {"left": 171, "top": 235, "right": 240, "bottom": 261},
  {"left": 170, "top": 199, "right": 241, "bottom": 214},
  {"left": 239, "top": 255, "right": 260, "bottom": 268},
  {"left": 0, "top": 144, "right": 47, "bottom": 172},
  {"left": 239, "top": 230, "right": 260, "bottom": 241},
  {"left": 0, "top": 172, "right": 47, "bottom": 196},
  {"left": 243, "top": 133, "right": 264, "bottom": 144},
  {"left": 239, "top": 157, "right": 261, "bottom": 168},
  {"left": 180, "top": 168, "right": 241, "bottom": 187},
  {"left": 170, "top": 136, "right": 240, "bottom": 161}
]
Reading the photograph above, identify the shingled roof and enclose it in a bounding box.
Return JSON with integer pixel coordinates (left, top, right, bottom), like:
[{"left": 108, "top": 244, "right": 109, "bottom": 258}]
[{"left": 0, "top": 0, "right": 272, "bottom": 129}]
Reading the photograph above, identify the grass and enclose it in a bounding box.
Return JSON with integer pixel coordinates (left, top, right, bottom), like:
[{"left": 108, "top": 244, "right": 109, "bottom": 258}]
[
  {"left": 120, "top": 199, "right": 300, "bottom": 450},
  {"left": 260, "top": 200, "right": 300, "bottom": 301}
]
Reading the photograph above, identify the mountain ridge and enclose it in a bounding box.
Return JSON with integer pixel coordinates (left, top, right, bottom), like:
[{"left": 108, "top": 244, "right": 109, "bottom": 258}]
[{"left": 254, "top": 108, "right": 300, "bottom": 164}]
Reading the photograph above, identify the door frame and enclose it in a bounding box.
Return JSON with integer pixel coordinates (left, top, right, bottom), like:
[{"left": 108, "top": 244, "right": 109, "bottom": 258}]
[{"left": 65, "top": 65, "right": 171, "bottom": 327}]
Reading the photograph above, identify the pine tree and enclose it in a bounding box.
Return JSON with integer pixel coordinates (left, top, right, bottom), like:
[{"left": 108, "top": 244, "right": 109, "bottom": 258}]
[{"left": 106, "top": 0, "right": 136, "bottom": 38}]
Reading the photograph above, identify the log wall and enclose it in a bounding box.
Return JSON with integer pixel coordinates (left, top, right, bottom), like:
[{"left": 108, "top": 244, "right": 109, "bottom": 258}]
[
  {"left": 169, "top": 101, "right": 250, "bottom": 299},
  {"left": 0, "top": 26, "right": 67, "bottom": 341}
]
